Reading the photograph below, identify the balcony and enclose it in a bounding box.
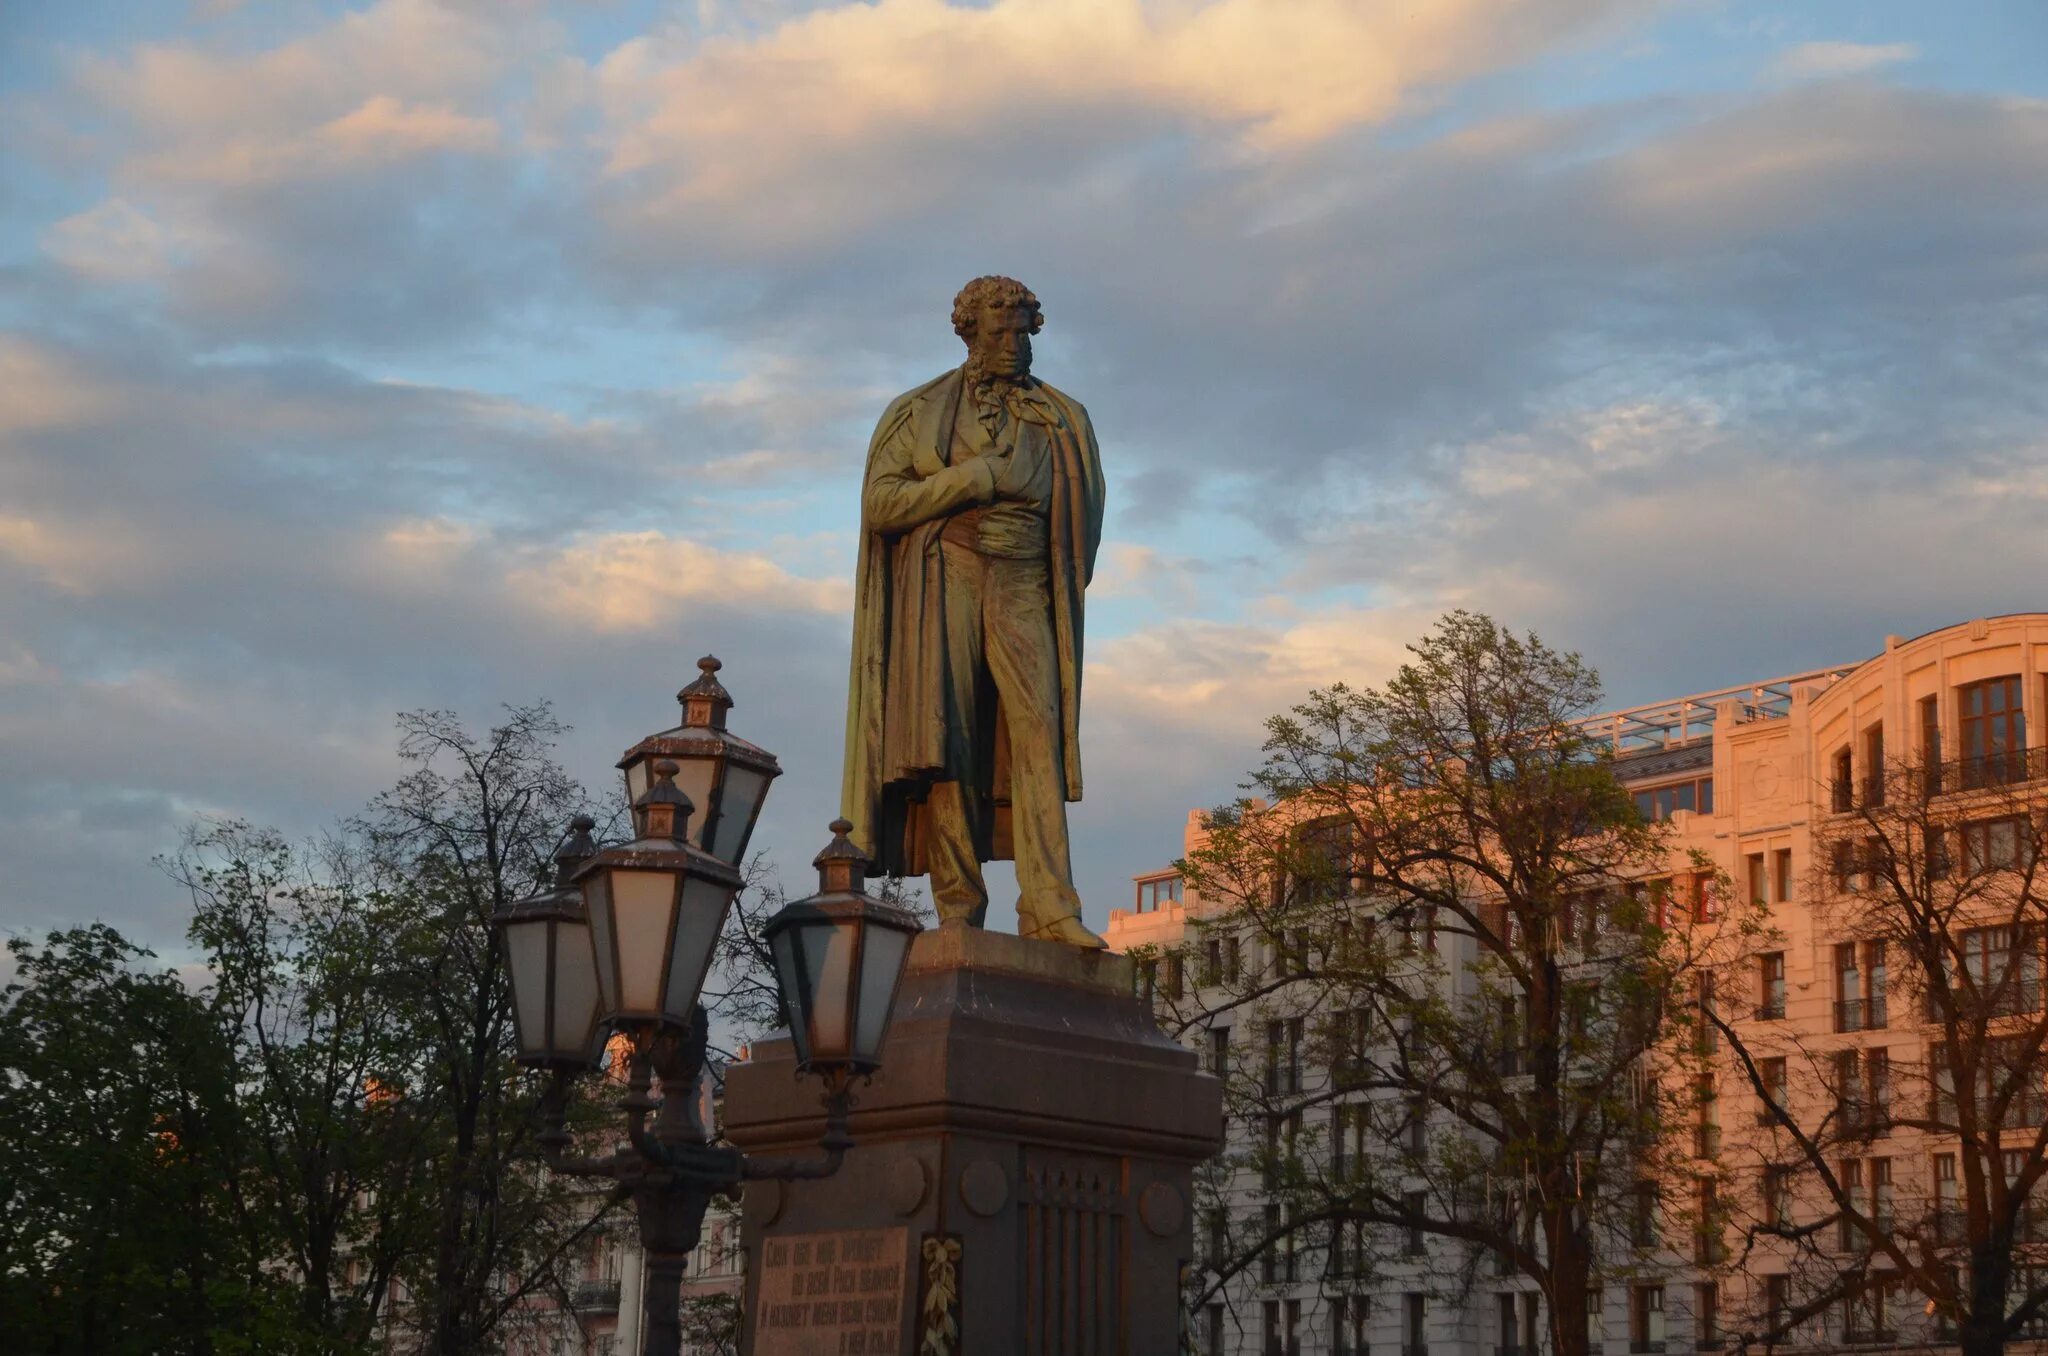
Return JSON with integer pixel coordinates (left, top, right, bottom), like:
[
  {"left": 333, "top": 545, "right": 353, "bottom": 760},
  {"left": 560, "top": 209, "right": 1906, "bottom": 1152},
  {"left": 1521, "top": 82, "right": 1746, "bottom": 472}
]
[
  {"left": 1756, "top": 996, "right": 1786, "bottom": 1021},
  {"left": 1834, "top": 996, "right": 1888, "bottom": 1032},
  {"left": 571, "top": 1278, "right": 621, "bottom": 1313},
  {"left": 1496, "top": 1047, "right": 1527, "bottom": 1077},
  {"left": 1630, "top": 1342, "right": 1667, "bottom": 1354},
  {"left": 1917, "top": 749, "right": 2048, "bottom": 797},
  {"left": 1836, "top": 1100, "right": 1891, "bottom": 1139}
]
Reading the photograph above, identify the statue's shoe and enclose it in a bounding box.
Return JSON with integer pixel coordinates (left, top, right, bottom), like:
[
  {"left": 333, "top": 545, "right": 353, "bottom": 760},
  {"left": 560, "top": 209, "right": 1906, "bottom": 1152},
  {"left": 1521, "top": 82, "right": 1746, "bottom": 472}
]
[{"left": 1019, "top": 912, "right": 1108, "bottom": 950}]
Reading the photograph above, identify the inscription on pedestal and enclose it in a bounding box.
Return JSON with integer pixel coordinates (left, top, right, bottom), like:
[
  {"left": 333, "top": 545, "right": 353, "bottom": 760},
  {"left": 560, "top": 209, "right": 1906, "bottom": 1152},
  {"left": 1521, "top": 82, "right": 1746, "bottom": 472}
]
[{"left": 753, "top": 1227, "right": 907, "bottom": 1355}]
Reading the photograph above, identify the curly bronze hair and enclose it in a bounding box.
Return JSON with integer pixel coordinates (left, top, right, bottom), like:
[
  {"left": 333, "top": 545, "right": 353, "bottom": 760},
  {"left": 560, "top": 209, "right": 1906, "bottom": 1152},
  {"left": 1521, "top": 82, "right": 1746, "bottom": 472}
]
[{"left": 951, "top": 275, "right": 1044, "bottom": 341}]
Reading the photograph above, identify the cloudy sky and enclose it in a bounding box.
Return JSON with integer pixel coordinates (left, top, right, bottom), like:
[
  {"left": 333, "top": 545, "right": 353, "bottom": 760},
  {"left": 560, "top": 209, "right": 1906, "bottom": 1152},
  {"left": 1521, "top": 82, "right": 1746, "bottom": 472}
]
[{"left": 3, "top": 0, "right": 2045, "bottom": 953}]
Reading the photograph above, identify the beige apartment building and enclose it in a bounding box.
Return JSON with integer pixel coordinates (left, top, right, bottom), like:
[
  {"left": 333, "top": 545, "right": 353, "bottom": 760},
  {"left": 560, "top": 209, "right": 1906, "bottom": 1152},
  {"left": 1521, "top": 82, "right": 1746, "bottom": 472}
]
[{"left": 1109, "top": 613, "right": 2048, "bottom": 1356}]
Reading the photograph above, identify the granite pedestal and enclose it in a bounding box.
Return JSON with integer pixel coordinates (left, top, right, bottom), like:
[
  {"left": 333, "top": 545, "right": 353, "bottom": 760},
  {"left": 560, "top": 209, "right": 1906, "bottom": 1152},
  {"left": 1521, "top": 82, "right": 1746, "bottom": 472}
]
[{"left": 726, "top": 922, "right": 1222, "bottom": 1355}]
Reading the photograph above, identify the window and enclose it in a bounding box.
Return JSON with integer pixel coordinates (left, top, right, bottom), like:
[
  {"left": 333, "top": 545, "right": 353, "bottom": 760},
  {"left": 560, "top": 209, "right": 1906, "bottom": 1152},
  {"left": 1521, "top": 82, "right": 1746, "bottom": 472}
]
[
  {"left": 1630, "top": 1285, "right": 1665, "bottom": 1354},
  {"left": 1164, "top": 952, "right": 1184, "bottom": 1000},
  {"left": 1746, "top": 853, "right": 1767, "bottom": 906},
  {"left": 1961, "top": 816, "right": 2031, "bottom": 872},
  {"left": 1833, "top": 746, "right": 1855, "bottom": 812},
  {"left": 1263, "top": 1299, "right": 1280, "bottom": 1354},
  {"left": 1633, "top": 777, "right": 1712, "bottom": 822},
  {"left": 1958, "top": 926, "right": 2043, "bottom": 1015},
  {"left": 1871, "top": 1157, "right": 1893, "bottom": 1233},
  {"left": 1205, "top": 1303, "right": 1224, "bottom": 1356},
  {"left": 1921, "top": 694, "right": 1942, "bottom": 775},
  {"left": 1295, "top": 819, "right": 1361, "bottom": 905},
  {"left": 1209, "top": 1026, "right": 1230, "bottom": 1077},
  {"left": 1136, "top": 874, "right": 1183, "bottom": 912},
  {"left": 1694, "top": 1075, "right": 1720, "bottom": 1158},
  {"left": 1760, "top": 1057, "right": 1789, "bottom": 1123},
  {"left": 1843, "top": 1277, "right": 1897, "bottom": 1343},
  {"left": 1631, "top": 1181, "right": 1658, "bottom": 1247},
  {"left": 1697, "top": 972, "right": 1719, "bottom": 1053},
  {"left": 1404, "top": 1293, "right": 1426, "bottom": 1350},
  {"left": 1839, "top": 1159, "right": 1864, "bottom": 1252},
  {"left": 1935, "top": 1153, "right": 1959, "bottom": 1239},
  {"left": 1697, "top": 1282, "right": 1722, "bottom": 1351},
  {"left": 1206, "top": 1209, "right": 1228, "bottom": 1264},
  {"left": 1862, "top": 725, "right": 1886, "bottom": 807},
  {"left": 1765, "top": 1275, "right": 1790, "bottom": 1336},
  {"left": 1404, "top": 1190, "right": 1427, "bottom": 1255},
  {"left": 1773, "top": 848, "right": 1794, "bottom": 903},
  {"left": 1834, "top": 1048, "right": 1889, "bottom": 1136},
  {"left": 1695, "top": 1178, "right": 1723, "bottom": 1263},
  {"left": 1960, "top": 675, "right": 2028, "bottom": 788},
  {"left": 1261, "top": 1206, "right": 1280, "bottom": 1282},
  {"left": 1265, "top": 1020, "right": 1285, "bottom": 1095},
  {"left": 1764, "top": 1166, "right": 1794, "bottom": 1228},
  {"left": 1835, "top": 942, "right": 1866, "bottom": 1031},
  {"left": 1759, "top": 952, "right": 1786, "bottom": 1019},
  {"left": 1333, "top": 1295, "right": 1368, "bottom": 1356},
  {"left": 1224, "top": 935, "right": 1241, "bottom": 984}
]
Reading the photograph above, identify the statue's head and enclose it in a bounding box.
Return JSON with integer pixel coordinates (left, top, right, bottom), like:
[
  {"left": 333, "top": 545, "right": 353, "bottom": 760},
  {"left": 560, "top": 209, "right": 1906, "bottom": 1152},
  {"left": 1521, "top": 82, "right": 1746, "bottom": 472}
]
[{"left": 952, "top": 275, "right": 1043, "bottom": 383}]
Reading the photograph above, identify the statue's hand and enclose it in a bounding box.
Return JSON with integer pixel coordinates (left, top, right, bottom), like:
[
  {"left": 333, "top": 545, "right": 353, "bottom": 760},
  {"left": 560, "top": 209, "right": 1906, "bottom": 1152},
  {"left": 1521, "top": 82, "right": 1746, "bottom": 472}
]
[{"left": 981, "top": 447, "right": 1016, "bottom": 499}]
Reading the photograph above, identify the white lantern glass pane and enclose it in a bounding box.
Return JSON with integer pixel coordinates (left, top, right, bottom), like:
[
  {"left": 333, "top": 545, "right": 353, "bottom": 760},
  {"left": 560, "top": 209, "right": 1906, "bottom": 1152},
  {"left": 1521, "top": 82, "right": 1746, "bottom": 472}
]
[
  {"left": 612, "top": 870, "right": 680, "bottom": 1013},
  {"left": 625, "top": 760, "right": 650, "bottom": 808},
  {"left": 710, "top": 766, "right": 770, "bottom": 863},
  {"left": 769, "top": 928, "right": 810, "bottom": 1062},
  {"left": 663, "top": 874, "right": 732, "bottom": 1022},
  {"left": 504, "top": 921, "right": 552, "bottom": 1057},
  {"left": 552, "top": 918, "right": 601, "bottom": 1060},
  {"left": 800, "top": 922, "right": 854, "bottom": 1060},
  {"left": 672, "top": 757, "right": 718, "bottom": 850},
  {"left": 853, "top": 924, "right": 912, "bottom": 1063},
  {"left": 585, "top": 872, "right": 619, "bottom": 1014}
]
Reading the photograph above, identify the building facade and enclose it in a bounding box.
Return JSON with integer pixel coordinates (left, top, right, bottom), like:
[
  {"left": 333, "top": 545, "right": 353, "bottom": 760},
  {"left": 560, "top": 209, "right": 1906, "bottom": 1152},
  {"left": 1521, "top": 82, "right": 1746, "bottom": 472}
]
[{"left": 1108, "top": 614, "right": 2048, "bottom": 1356}]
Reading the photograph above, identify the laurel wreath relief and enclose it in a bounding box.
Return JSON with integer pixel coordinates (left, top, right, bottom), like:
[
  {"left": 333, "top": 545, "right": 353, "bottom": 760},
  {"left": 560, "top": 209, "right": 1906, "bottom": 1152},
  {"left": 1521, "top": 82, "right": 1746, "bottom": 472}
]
[{"left": 919, "top": 1235, "right": 962, "bottom": 1355}]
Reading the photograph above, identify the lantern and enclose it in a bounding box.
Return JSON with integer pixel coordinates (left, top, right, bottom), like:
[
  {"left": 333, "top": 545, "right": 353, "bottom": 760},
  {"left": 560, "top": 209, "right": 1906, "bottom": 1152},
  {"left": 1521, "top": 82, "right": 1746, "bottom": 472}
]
[
  {"left": 763, "top": 819, "right": 922, "bottom": 1074},
  {"left": 576, "top": 761, "right": 744, "bottom": 1031},
  {"left": 617, "top": 656, "right": 781, "bottom": 866},
  {"left": 494, "top": 816, "right": 605, "bottom": 1069}
]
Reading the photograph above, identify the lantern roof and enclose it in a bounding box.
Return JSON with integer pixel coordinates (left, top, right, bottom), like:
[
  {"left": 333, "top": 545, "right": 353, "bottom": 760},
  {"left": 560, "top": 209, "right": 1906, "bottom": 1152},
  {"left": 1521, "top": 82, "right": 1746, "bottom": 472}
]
[
  {"left": 769, "top": 820, "right": 919, "bottom": 932},
  {"left": 496, "top": 814, "right": 599, "bottom": 924},
  {"left": 615, "top": 656, "right": 782, "bottom": 777}
]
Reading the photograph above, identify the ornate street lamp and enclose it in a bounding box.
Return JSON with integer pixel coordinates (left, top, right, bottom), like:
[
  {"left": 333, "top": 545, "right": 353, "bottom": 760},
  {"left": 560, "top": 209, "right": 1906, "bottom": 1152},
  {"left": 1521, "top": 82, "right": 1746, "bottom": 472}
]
[
  {"left": 578, "top": 760, "right": 742, "bottom": 1032},
  {"left": 615, "top": 656, "right": 781, "bottom": 866},
  {"left": 494, "top": 815, "right": 604, "bottom": 1071},
  {"left": 764, "top": 820, "right": 920, "bottom": 1077},
  {"left": 491, "top": 667, "right": 919, "bottom": 1356}
]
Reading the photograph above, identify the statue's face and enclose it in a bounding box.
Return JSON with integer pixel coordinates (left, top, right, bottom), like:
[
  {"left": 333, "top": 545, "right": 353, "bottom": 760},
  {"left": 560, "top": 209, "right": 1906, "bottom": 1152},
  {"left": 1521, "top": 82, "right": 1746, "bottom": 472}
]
[{"left": 967, "top": 304, "right": 1034, "bottom": 381}]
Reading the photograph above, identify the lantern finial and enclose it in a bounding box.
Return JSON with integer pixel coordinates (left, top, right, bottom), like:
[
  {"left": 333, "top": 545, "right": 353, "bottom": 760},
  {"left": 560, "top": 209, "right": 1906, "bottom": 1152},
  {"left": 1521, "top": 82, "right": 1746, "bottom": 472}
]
[
  {"left": 815, "top": 818, "right": 867, "bottom": 894},
  {"left": 678, "top": 655, "right": 734, "bottom": 730},
  {"left": 554, "top": 814, "right": 598, "bottom": 886},
  {"left": 634, "top": 760, "right": 694, "bottom": 841}
]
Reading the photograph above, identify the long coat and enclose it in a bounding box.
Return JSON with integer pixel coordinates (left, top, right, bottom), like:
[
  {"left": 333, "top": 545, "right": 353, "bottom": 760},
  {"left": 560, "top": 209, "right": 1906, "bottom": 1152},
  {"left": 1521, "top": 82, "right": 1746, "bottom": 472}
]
[{"left": 840, "top": 365, "right": 1104, "bottom": 876}]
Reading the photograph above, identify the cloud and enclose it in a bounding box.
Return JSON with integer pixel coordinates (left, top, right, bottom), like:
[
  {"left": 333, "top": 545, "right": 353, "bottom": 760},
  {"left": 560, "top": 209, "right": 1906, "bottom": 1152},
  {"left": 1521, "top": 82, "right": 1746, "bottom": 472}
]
[
  {"left": 1769, "top": 41, "right": 1919, "bottom": 81},
  {"left": 509, "top": 531, "right": 852, "bottom": 631}
]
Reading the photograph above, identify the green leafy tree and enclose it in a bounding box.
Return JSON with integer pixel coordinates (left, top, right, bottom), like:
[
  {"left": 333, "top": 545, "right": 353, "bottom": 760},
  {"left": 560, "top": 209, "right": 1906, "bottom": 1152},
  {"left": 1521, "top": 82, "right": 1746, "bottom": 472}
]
[{"left": 0, "top": 925, "right": 292, "bottom": 1353}]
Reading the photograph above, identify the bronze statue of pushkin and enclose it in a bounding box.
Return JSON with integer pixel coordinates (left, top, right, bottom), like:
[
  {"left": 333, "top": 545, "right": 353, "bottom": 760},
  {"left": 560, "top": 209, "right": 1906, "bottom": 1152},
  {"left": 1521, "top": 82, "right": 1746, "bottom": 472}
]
[{"left": 842, "top": 276, "right": 1106, "bottom": 949}]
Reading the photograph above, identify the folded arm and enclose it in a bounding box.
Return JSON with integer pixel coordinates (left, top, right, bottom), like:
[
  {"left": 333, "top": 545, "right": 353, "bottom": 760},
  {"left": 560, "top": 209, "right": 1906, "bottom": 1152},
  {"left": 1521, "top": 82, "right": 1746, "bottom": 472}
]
[{"left": 863, "top": 435, "right": 999, "bottom": 534}]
